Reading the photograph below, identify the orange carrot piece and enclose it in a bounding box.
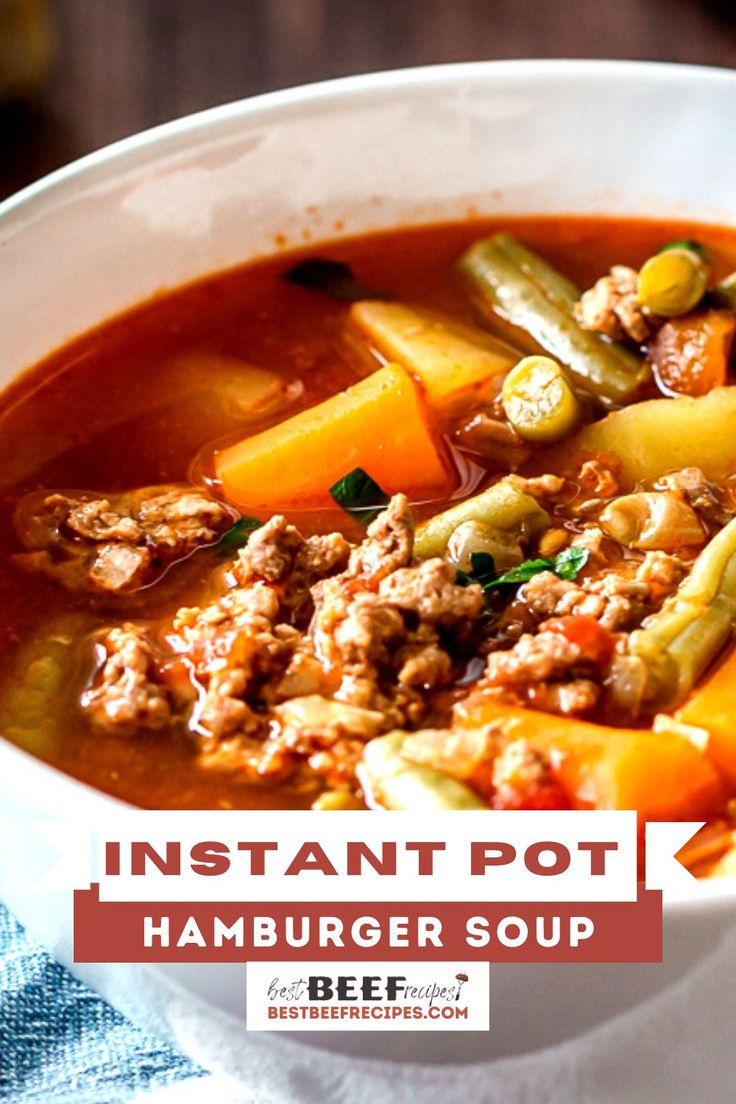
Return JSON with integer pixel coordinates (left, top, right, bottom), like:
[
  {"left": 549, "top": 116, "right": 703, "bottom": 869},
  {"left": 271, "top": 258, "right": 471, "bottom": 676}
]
[
  {"left": 454, "top": 697, "right": 724, "bottom": 823},
  {"left": 676, "top": 646, "right": 736, "bottom": 790},
  {"left": 647, "top": 308, "right": 736, "bottom": 396},
  {"left": 214, "top": 363, "right": 450, "bottom": 511}
]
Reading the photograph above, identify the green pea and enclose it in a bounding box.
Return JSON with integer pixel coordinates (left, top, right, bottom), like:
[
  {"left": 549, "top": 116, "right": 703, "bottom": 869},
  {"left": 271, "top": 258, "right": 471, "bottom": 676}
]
[{"left": 638, "top": 248, "right": 708, "bottom": 317}]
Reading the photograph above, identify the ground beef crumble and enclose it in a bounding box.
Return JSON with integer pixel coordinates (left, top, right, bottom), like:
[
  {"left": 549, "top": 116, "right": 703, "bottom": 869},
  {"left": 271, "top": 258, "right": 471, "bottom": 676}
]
[
  {"left": 81, "top": 494, "right": 486, "bottom": 789},
  {"left": 509, "top": 550, "right": 686, "bottom": 634},
  {"left": 482, "top": 549, "right": 687, "bottom": 717},
  {"left": 575, "top": 264, "right": 657, "bottom": 344},
  {"left": 81, "top": 625, "right": 171, "bottom": 734},
  {"left": 70, "top": 483, "right": 699, "bottom": 788},
  {"left": 13, "top": 484, "right": 233, "bottom": 593},
  {"left": 482, "top": 615, "right": 613, "bottom": 717}
]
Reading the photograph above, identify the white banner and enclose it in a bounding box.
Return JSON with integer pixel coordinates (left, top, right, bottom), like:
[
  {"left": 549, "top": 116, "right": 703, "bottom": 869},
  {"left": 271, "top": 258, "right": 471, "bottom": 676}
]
[{"left": 33, "top": 810, "right": 701, "bottom": 904}]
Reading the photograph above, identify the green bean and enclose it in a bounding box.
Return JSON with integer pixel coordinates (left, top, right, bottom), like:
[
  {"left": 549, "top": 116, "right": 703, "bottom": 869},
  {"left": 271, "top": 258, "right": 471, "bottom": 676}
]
[
  {"left": 492, "top": 232, "right": 581, "bottom": 310},
  {"left": 400, "top": 727, "right": 494, "bottom": 781},
  {"left": 628, "top": 517, "right": 736, "bottom": 710},
  {"left": 361, "top": 732, "right": 488, "bottom": 810},
  {"left": 459, "top": 235, "right": 648, "bottom": 405},
  {"left": 501, "top": 355, "right": 582, "bottom": 442},
  {"left": 711, "top": 272, "right": 736, "bottom": 312},
  {"left": 445, "top": 519, "right": 523, "bottom": 574},
  {"left": 414, "top": 476, "right": 549, "bottom": 559}
]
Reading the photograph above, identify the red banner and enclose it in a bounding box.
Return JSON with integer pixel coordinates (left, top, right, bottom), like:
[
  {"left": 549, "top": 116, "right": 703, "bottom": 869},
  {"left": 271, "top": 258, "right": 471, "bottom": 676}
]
[{"left": 74, "top": 883, "right": 661, "bottom": 963}]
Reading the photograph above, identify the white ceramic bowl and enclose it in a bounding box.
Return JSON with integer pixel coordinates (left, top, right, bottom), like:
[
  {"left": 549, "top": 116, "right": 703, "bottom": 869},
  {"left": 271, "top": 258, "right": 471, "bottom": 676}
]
[{"left": 2, "top": 60, "right": 736, "bottom": 1098}]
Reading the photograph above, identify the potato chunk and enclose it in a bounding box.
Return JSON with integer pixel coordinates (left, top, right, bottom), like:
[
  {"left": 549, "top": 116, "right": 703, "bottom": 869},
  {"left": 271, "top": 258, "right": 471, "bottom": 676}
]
[
  {"left": 548, "top": 387, "right": 736, "bottom": 487},
  {"left": 350, "top": 301, "right": 518, "bottom": 405}
]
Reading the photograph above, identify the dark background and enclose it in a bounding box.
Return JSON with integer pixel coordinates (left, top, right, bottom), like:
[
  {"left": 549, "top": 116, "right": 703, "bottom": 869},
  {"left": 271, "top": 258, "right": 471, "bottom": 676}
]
[{"left": 2, "top": 0, "right": 736, "bottom": 200}]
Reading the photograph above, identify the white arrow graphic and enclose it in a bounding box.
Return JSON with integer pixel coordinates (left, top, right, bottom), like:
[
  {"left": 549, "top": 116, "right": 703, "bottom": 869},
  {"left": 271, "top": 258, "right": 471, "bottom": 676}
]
[{"left": 645, "top": 821, "right": 704, "bottom": 898}]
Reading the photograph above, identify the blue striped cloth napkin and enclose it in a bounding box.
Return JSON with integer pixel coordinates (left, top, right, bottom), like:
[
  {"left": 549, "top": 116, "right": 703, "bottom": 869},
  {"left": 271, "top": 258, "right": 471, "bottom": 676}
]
[{"left": 0, "top": 902, "right": 207, "bottom": 1103}]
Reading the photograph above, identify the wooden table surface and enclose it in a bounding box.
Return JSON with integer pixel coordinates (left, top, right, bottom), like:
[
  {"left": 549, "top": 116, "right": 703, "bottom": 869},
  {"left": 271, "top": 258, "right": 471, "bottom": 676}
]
[{"left": 2, "top": 0, "right": 736, "bottom": 200}]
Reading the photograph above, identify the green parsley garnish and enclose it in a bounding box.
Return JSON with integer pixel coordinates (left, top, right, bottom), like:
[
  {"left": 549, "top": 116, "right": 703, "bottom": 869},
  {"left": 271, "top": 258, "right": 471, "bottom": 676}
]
[
  {"left": 216, "top": 515, "right": 261, "bottom": 556},
  {"left": 283, "top": 258, "right": 384, "bottom": 302},
  {"left": 329, "top": 467, "right": 390, "bottom": 526},
  {"left": 657, "top": 239, "right": 710, "bottom": 264},
  {"left": 458, "top": 546, "right": 589, "bottom": 590}
]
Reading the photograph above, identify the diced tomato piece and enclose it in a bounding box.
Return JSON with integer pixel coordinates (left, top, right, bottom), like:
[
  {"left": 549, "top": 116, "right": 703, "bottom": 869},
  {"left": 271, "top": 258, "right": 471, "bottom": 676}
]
[
  {"left": 157, "top": 657, "right": 193, "bottom": 688},
  {"left": 540, "top": 614, "right": 615, "bottom": 666},
  {"left": 493, "top": 776, "right": 572, "bottom": 811}
]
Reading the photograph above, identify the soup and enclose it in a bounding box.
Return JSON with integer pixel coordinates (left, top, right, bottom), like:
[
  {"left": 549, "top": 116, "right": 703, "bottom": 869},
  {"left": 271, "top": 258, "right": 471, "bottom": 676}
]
[{"left": 2, "top": 216, "right": 736, "bottom": 874}]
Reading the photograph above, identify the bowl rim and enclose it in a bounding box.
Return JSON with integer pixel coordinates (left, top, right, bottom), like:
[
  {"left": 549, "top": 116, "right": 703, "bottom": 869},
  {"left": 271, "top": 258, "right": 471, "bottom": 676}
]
[
  {"left": 3, "top": 57, "right": 736, "bottom": 228},
  {"left": 2, "top": 57, "right": 736, "bottom": 915}
]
